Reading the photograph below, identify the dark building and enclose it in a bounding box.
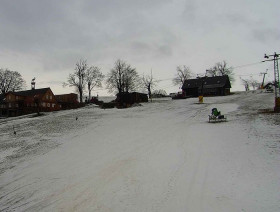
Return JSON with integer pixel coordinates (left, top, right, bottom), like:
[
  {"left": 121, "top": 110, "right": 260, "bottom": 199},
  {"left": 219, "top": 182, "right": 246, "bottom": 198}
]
[
  {"left": 55, "top": 93, "right": 79, "bottom": 109},
  {"left": 182, "top": 75, "right": 231, "bottom": 97},
  {"left": 0, "top": 94, "right": 6, "bottom": 116},
  {"left": 116, "top": 92, "right": 148, "bottom": 108}
]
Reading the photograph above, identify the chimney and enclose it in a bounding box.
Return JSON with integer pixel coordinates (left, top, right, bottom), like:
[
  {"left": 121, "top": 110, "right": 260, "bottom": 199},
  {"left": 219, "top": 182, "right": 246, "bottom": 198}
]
[{"left": 31, "top": 77, "right": 36, "bottom": 90}]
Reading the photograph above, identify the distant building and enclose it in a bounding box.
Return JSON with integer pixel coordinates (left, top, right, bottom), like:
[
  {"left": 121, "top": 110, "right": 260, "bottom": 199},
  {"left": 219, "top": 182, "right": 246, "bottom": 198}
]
[
  {"left": 116, "top": 92, "right": 148, "bottom": 107},
  {"left": 182, "top": 75, "right": 231, "bottom": 97},
  {"left": 55, "top": 93, "right": 79, "bottom": 109},
  {"left": 0, "top": 88, "right": 60, "bottom": 117},
  {"left": 0, "top": 94, "right": 5, "bottom": 115}
]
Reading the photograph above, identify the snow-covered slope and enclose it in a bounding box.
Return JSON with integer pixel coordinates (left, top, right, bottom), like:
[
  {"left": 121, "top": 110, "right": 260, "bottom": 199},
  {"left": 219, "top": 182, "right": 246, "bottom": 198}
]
[{"left": 0, "top": 91, "right": 279, "bottom": 212}]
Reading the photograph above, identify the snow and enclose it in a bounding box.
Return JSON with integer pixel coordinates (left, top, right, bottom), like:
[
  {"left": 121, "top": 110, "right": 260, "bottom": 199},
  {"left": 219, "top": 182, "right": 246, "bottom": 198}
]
[{"left": 0, "top": 91, "right": 279, "bottom": 211}]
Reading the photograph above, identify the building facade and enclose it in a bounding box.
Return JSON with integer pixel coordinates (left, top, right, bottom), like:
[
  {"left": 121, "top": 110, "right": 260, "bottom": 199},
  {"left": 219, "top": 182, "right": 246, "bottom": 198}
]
[
  {"left": 55, "top": 93, "right": 79, "bottom": 109},
  {"left": 0, "top": 88, "right": 60, "bottom": 117},
  {"left": 182, "top": 75, "right": 231, "bottom": 97}
]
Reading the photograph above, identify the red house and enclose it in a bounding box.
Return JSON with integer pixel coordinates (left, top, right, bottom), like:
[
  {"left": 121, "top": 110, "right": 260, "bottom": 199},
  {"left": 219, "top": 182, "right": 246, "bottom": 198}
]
[{"left": 0, "top": 87, "right": 60, "bottom": 117}]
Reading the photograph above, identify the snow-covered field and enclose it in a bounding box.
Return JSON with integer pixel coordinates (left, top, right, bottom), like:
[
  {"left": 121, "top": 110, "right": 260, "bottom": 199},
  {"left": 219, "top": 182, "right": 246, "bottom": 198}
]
[{"left": 0, "top": 91, "right": 279, "bottom": 212}]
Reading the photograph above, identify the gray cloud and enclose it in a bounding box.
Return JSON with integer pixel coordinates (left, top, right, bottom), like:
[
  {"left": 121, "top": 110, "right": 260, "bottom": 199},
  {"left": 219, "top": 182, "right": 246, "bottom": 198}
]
[
  {"left": 182, "top": 0, "right": 196, "bottom": 23},
  {"left": 0, "top": 0, "right": 279, "bottom": 95},
  {"left": 252, "top": 28, "right": 280, "bottom": 43},
  {"left": 130, "top": 42, "right": 152, "bottom": 54},
  {"left": 0, "top": 0, "right": 174, "bottom": 73}
]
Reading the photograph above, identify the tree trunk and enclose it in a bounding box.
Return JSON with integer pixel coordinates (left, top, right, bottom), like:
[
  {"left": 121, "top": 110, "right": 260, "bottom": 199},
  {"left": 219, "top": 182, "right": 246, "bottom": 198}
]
[
  {"left": 79, "top": 88, "right": 83, "bottom": 103},
  {"left": 88, "top": 83, "right": 91, "bottom": 100},
  {"left": 148, "top": 84, "right": 152, "bottom": 102}
]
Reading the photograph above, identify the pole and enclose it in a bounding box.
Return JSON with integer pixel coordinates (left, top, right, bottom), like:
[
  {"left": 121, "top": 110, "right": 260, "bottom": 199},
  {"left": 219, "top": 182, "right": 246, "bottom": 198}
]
[
  {"left": 260, "top": 70, "right": 267, "bottom": 89},
  {"left": 273, "top": 53, "right": 279, "bottom": 98},
  {"left": 263, "top": 52, "right": 280, "bottom": 111},
  {"left": 274, "top": 54, "right": 280, "bottom": 111}
]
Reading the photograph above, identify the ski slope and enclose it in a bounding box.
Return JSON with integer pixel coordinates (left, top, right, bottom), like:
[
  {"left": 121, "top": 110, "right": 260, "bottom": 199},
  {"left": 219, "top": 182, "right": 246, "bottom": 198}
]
[{"left": 0, "top": 91, "right": 279, "bottom": 211}]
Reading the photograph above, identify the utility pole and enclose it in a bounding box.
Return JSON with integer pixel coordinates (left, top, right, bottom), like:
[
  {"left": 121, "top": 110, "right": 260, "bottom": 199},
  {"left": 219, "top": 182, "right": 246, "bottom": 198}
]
[
  {"left": 150, "top": 69, "right": 153, "bottom": 102},
  {"left": 263, "top": 52, "right": 280, "bottom": 112},
  {"left": 260, "top": 69, "right": 267, "bottom": 89}
]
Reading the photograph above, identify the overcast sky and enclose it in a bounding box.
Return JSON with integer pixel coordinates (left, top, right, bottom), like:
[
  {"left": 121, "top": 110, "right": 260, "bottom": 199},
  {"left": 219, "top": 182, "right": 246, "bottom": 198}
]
[{"left": 0, "top": 0, "right": 279, "bottom": 95}]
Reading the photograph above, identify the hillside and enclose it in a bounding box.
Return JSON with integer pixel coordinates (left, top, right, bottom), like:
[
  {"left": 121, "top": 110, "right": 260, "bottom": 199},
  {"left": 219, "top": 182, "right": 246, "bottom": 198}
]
[{"left": 0, "top": 91, "right": 279, "bottom": 212}]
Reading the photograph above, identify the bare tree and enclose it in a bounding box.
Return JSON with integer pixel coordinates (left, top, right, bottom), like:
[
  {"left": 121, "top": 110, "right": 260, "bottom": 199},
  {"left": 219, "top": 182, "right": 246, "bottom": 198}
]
[
  {"left": 106, "top": 59, "right": 126, "bottom": 94},
  {"left": 173, "top": 66, "right": 193, "bottom": 87},
  {"left": 241, "top": 78, "right": 250, "bottom": 91},
  {"left": 206, "top": 61, "right": 235, "bottom": 83},
  {"left": 123, "top": 65, "right": 141, "bottom": 93},
  {"left": 249, "top": 78, "right": 260, "bottom": 90},
  {"left": 106, "top": 59, "right": 140, "bottom": 94},
  {"left": 65, "top": 59, "right": 87, "bottom": 103},
  {"left": 142, "top": 73, "right": 156, "bottom": 100},
  {"left": 85, "top": 66, "right": 104, "bottom": 100},
  {"left": 0, "top": 68, "right": 26, "bottom": 94}
]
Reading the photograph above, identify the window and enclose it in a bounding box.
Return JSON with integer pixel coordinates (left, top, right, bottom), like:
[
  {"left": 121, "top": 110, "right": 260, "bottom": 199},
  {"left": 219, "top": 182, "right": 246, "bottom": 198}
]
[
  {"left": 47, "top": 103, "right": 50, "bottom": 107},
  {"left": 52, "top": 103, "right": 55, "bottom": 108},
  {"left": 16, "top": 104, "right": 18, "bottom": 108},
  {"left": 16, "top": 96, "right": 18, "bottom": 100},
  {"left": 46, "top": 95, "right": 49, "bottom": 100},
  {"left": 50, "top": 96, "right": 52, "bottom": 100},
  {"left": 42, "top": 102, "right": 46, "bottom": 107},
  {"left": 9, "top": 103, "right": 12, "bottom": 108}
]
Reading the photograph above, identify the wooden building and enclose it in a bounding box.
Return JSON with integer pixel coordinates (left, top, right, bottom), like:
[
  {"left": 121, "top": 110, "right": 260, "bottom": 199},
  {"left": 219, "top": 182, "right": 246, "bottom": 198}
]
[
  {"left": 55, "top": 93, "right": 79, "bottom": 109},
  {"left": 182, "top": 75, "right": 231, "bottom": 97},
  {"left": 0, "top": 88, "right": 60, "bottom": 117}
]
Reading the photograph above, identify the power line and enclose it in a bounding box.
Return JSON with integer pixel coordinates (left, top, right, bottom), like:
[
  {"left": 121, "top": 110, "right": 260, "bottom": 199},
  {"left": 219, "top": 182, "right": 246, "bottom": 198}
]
[
  {"left": 236, "top": 73, "right": 260, "bottom": 77},
  {"left": 156, "top": 61, "right": 264, "bottom": 82},
  {"left": 155, "top": 78, "right": 173, "bottom": 82},
  {"left": 232, "top": 61, "right": 263, "bottom": 69}
]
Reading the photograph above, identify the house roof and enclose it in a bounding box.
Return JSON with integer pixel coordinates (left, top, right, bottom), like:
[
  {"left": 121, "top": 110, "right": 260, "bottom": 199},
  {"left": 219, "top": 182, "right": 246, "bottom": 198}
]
[
  {"left": 55, "top": 93, "right": 77, "bottom": 96},
  {"left": 131, "top": 92, "right": 148, "bottom": 96},
  {"left": 182, "top": 76, "right": 231, "bottom": 89},
  {"left": 8, "top": 88, "right": 50, "bottom": 97}
]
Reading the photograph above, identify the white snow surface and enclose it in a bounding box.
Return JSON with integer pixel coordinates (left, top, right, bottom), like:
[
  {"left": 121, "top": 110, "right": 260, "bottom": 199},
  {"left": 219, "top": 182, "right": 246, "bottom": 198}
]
[{"left": 0, "top": 91, "right": 279, "bottom": 212}]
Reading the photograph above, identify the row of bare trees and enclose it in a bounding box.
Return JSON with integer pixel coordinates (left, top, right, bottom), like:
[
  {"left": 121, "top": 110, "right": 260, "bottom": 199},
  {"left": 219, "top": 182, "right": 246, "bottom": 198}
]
[
  {"left": 0, "top": 59, "right": 157, "bottom": 102},
  {"left": 241, "top": 78, "right": 262, "bottom": 91},
  {"left": 64, "top": 59, "right": 105, "bottom": 102},
  {"left": 0, "top": 59, "right": 235, "bottom": 101},
  {"left": 65, "top": 59, "right": 236, "bottom": 102},
  {"left": 65, "top": 59, "right": 157, "bottom": 102}
]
